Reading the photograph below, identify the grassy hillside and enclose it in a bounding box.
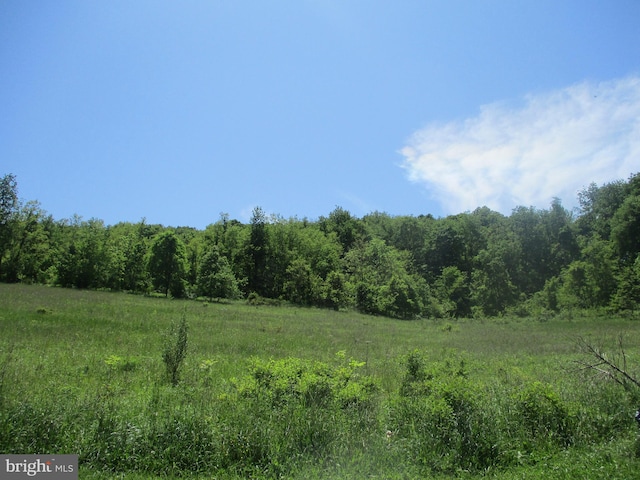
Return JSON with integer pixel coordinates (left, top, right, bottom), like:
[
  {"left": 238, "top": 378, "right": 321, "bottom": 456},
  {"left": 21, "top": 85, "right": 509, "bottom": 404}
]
[{"left": 1, "top": 284, "right": 639, "bottom": 478}]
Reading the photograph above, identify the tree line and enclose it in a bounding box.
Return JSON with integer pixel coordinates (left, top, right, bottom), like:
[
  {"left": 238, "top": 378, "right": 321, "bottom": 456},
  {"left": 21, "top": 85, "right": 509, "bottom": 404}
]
[{"left": 1, "top": 172, "right": 639, "bottom": 318}]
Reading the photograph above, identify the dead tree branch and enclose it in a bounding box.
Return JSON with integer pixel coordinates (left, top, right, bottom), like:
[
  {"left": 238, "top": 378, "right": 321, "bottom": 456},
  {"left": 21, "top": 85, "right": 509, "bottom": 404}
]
[{"left": 574, "top": 335, "right": 640, "bottom": 392}]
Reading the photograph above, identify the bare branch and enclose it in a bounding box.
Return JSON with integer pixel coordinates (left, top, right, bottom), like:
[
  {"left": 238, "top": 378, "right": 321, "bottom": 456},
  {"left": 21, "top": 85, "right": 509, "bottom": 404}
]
[{"left": 574, "top": 336, "right": 640, "bottom": 391}]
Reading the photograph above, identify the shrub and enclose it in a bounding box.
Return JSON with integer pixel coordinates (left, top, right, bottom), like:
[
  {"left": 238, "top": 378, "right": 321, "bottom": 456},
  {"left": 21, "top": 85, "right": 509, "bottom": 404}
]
[
  {"left": 392, "top": 350, "right": 501, "bottom": 473},
  {"left": 162, "top": 315, "right": 188, "bottom": 386},
  {"left": 246, "top": 292, "right": 281, "bottom": 306},
  {"left": 236, "top": 355, "right": 379, "bottom": 411},
  {"left": 231, "top": 354, "right": 381, "bottom": 473},
  {"left": 515, "top": 381, "right": 577, "bottom": 449}
]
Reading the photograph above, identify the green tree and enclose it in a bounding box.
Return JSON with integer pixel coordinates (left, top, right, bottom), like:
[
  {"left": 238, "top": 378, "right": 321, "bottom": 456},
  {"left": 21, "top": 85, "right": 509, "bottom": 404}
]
[
  {"left": 196, "top": 245, "right": 241, "bottom": 301},
  {"left": 611, "top": 194, "right": 640, "bottom": 261},
  {"left": 148, "top": 230, "right": 187, "bottom": 298},
  {"left": 55, "top": 217, "right": 109, "bottom": 289},
  {"left": 175, "top": 226, "right": 200, "bottom": 290},
  {"left": 576, "top": 180, "right": 626, "bottom": 239},
  {"left": 434, "top": 266, "right": 470, "bottom": 317},
  {"left": 321, "top": 270, "right": 349, "bottom": 310},
  {"left": 123, "top": 220, "right": 151, "bottom": 292},
  {"left": 102, "top": 221, "right": 150, "bottom": 292},
  {"left": 471, "top": 242, "right": 520, "bottom": 316},
  {"left": 0, "top": 174, "right": 19, "bottom": 280},
  {"left": 345, "top": 238, "right": 426, "bottom": 318},
  {"left": 509, "top": 206, "right": 549, "bottom": 295},
  {"left": 279, "top": 221, "right": 343, "bottom": 306},
  {"left": 319, "top": 206, "right": 364, "bottom": 253},
  {"left": 245, "top": 207, "right": 269, "bottom": 296},
  {"left": 283, "top": 257, "right": 320, "bottom": 305},
  {"left": 611, "top": 255, "right": 640, "bottom": 312},
  {"left": 2, "top": 201, "right": 54, "bottom": 283},
  {"left": 387, "top": 272, "right": 427, "bottom": 319},
  {"left": 538, "top": 276, "right": 562, "bottom": 312},
  {"left": 0, "top": 174, "right": 18, "bottom": 227},
  {"left": 392, "top": 215, "right": 434, "bottom": 266},
  {"left": 558, "top": 239, "right": 617, "bottom": 309},
  {"left": 423, "top": 214, "right": 481, "bottom": 282},
  {"left": 544, "top": 198, "right": 579, "bottom": 276},
  {"left": 205, "top": 213, "right": 249, "bottom": 286},
  {"left": 264, "top": 216, "right": 298, "bottom": 300}
]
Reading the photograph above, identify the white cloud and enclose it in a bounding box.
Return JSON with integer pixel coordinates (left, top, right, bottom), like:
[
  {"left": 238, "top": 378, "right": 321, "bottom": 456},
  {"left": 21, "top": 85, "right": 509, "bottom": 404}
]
[{"left": 400, "top": 76, "right": 640, "bottom": 214}]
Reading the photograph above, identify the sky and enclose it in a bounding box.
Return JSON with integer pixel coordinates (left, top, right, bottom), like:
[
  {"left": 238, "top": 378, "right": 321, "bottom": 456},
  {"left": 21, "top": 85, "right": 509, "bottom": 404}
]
[{"left": 2, "top": 1, "right": 639, "bottom": 228}]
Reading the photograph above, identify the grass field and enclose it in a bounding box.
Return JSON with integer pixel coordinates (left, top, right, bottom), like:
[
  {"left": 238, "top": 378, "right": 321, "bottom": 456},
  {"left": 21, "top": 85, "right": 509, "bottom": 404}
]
[{"left": 1, "top": 283, "right": 640, "bottom": 478}]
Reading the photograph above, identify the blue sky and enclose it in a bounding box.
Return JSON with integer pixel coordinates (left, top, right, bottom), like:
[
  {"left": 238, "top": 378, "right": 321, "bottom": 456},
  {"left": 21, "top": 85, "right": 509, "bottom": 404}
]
[{"left": 2, "top": 1, "right": 639, "bottom": 228}]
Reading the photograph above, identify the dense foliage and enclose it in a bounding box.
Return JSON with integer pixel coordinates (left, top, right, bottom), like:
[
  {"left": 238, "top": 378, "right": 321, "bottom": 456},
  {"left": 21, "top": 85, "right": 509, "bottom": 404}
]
[{"left": 1, "top": 172, "right": 639, "bottom": 318}]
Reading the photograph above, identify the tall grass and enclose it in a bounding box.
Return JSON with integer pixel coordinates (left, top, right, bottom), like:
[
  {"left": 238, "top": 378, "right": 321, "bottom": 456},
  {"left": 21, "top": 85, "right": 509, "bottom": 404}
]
[{"left": 0, "top": 284, "right": 639, "bottom": 478}]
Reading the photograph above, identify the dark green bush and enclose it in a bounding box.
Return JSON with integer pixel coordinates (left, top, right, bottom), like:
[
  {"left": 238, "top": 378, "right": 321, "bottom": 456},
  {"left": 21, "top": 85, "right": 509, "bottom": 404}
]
[
  {"left": 515, "top": 381, "right": 577, "bottom": 449},
  {"left": 392, "top": 350, "right": 502, "bottom": 473}
]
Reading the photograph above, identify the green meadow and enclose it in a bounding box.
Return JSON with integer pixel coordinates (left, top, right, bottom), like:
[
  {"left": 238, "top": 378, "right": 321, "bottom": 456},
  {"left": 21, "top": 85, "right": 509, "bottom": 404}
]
[{"left": 1, "top": 283, "right": 640, "bottom": 479}]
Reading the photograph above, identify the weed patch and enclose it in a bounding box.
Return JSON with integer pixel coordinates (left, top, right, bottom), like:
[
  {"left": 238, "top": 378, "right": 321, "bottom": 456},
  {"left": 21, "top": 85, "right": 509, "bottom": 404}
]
[{"left": 162, "top": 314, "right": 188, "bottom": 386}]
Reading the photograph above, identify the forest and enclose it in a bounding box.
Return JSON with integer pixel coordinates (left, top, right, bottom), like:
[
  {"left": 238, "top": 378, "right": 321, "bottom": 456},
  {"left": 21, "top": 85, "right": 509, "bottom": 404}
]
[{"left": 1, "top": 171, "right": 639, "bottom": 319}]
